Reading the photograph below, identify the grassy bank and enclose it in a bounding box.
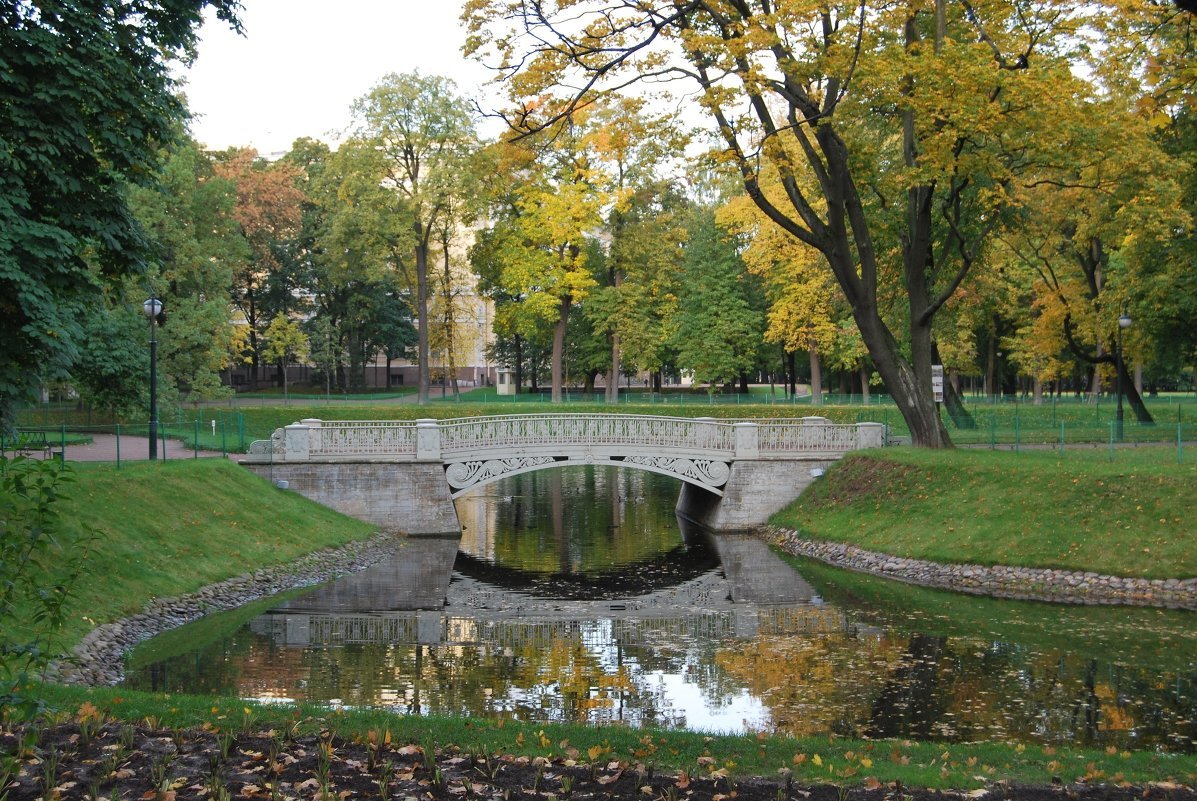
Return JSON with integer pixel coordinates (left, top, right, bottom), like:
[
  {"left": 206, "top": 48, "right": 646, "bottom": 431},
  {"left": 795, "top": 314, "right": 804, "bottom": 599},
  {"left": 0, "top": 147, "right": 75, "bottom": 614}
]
[
  {"left": 772, "top": 446, "right": 1197, "bottom": 579},
  {"left": 29, "top": 684, "right": 1197, "bottom": 788},
  {"left": 5, "top": 459, "right": 375, "bottom": 650}
]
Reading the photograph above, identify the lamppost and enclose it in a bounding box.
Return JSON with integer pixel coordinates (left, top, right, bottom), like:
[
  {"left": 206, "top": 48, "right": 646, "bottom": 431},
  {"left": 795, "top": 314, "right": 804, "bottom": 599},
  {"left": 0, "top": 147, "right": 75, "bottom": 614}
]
[
  {"left": 1115, "top": 309, "right": 1132, "bottom": 442},
  {"left": 144, "top": 297, "right": 162, "bottom": 460}
]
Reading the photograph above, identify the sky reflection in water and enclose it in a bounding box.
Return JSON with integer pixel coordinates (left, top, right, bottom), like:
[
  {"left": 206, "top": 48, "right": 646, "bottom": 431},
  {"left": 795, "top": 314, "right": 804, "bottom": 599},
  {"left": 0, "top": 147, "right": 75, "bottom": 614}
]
[{"left": 124, "top": 466, "right": 1196, "bottom": 751}]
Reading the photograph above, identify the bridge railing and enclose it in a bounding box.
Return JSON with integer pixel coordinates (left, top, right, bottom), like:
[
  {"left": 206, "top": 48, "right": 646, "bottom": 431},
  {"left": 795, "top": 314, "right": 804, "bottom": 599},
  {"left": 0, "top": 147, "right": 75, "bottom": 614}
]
[
  {"left": 758, "top": 417, "right": 884, "bottom": 453},
  {"left": 302, "top": 419, "right": 418, "bottom": 457},
  {"left": 257, "top": 414, "right": 886, "bottom": 462},
  {"left": 437, "top": 414, "right": 736, "bottom": 457}
]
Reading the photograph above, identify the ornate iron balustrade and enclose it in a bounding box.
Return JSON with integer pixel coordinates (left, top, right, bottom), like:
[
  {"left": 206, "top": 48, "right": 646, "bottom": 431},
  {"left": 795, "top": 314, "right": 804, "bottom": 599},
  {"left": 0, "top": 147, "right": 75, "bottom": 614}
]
[
  {"left": 437, "top": 414, "right": 736, "bottom": 456},
  {"left": 758, "top": 417, "right": 868, "bottom": 453},
  {"left": 306, "top": 420, "right": 417, "bottom": 457},
  {"left": 255, "top": 414, "right": 885, "bottom": 462}
]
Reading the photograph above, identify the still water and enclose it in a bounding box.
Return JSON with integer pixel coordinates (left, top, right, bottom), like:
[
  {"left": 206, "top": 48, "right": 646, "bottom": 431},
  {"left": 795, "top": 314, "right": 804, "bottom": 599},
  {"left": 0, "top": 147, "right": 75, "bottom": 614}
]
[{"left": 124, "top": 467, "right": 1197, "bottom": 751}]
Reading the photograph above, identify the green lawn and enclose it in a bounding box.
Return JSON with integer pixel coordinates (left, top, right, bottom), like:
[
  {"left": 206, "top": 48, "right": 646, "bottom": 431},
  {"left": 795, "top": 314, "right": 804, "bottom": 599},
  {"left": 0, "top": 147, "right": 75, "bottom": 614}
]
[
  {"left": 4, "top": 459, "right": 375, "bottom": 650},
  {"left": 772, "top": 446, "right": 1197, "bottom": 579}
]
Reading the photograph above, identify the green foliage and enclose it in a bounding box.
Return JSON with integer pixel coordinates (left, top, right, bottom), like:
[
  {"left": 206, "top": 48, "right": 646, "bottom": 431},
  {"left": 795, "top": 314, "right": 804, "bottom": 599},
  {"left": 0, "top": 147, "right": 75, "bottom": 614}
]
[
  {"left": 72, "top": 304, "right": 150, "bottom": 418},
  {"left": 0, "top": 457, "right": 94, "bottom": 719},
  {"left": 672, "top": 209, "right": 764, "bottom": 390},
  {"left": 0, "top": 0, "right": 240, "bottom": 433}
]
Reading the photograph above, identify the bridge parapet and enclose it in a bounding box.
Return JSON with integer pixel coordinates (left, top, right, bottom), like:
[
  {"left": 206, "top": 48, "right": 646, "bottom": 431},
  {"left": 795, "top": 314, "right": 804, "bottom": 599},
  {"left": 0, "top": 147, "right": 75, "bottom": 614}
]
[{"left": 249, "top": 414, "right": 885, "bottom": 464}]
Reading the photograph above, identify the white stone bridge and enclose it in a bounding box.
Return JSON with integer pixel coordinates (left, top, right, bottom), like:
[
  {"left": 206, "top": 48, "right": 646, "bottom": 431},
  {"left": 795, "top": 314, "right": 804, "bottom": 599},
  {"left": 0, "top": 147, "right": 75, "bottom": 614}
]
[{"left": 243, "top": 414, "right": 886, "bottom": 535}]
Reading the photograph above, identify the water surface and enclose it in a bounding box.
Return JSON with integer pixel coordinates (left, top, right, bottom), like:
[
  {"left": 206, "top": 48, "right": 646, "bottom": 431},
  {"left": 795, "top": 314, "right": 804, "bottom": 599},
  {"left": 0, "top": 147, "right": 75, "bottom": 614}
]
[{"left": 124, "top": 467, "right": 1196, "bottom": 751}]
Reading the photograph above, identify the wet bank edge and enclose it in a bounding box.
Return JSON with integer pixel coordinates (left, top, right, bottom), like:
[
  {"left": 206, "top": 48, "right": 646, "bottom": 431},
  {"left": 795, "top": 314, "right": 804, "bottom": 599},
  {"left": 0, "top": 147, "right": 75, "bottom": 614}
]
[
  {"left": 57, "top": 527, "right": 1196, "bottom": 688},
  {"left": 767, "top": 526, "right": 1197, "bottom": 610},
  {"left": 54, "top": 530, "right": 405, "bottom": 686}
]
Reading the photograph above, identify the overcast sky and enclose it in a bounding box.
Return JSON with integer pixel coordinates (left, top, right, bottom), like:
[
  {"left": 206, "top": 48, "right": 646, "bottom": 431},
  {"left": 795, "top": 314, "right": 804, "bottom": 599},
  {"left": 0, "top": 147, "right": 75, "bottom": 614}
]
[{"left": 181, "top": 0, "right": 502, "bottom": 156}]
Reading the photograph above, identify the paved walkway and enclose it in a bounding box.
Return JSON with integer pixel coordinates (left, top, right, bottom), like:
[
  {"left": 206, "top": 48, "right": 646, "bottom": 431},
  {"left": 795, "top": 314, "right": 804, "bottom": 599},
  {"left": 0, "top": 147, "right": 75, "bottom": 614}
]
[{"left": 16, "top": 434, "right": 233, "bottom": 463}]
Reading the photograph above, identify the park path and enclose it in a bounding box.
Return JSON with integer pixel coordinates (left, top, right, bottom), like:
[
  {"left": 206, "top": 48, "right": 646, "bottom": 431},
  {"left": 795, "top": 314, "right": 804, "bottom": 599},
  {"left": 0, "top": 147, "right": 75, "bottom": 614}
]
[{"left": 34, "top": 434, "right": 234, "bottom": 463}]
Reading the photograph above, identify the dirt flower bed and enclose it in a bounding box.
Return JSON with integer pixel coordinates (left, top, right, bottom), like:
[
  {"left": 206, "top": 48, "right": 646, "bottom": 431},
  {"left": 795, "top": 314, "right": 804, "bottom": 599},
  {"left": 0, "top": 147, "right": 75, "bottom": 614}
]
[{"left": 2, "top": 720, "right": 1194, "bottom": 801}]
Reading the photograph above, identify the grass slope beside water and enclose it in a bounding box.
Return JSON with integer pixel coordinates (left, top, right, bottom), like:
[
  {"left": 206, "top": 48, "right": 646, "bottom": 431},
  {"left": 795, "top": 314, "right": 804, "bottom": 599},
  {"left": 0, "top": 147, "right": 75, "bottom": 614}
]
[
  {"left": 8, "top": 459, "right": 375, "bottom": 649},
  {"left": 773, "top": 446, "right": 1197, "bottom": 579}
]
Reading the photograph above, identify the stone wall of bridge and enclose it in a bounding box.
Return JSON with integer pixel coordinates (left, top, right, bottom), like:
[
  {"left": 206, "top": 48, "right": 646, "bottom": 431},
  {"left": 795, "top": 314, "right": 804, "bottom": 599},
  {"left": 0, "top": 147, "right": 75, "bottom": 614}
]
[
  {"left": 675, "top": 458, "right": 838, "bottom": 532},
  {"left": 242, "top": 461, "right": 461, "bottom": 535}
]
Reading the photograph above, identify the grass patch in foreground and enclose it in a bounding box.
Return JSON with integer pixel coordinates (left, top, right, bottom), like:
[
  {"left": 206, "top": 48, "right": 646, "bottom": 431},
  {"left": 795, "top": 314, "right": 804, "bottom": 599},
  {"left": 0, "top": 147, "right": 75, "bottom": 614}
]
[
  {"left": 4, "top": 459, "right": 375, "bottom": 651},
  {"left": 772, "top": 447, "right": 1197, "bottom": 579},
  {"left": 29, "top": 684, "right": 1197, "bottom": 789}
]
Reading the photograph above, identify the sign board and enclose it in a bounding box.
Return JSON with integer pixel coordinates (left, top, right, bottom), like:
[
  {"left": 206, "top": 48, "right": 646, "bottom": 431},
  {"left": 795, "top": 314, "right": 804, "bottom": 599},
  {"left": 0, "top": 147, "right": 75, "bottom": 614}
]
[{"left": 931, "top": 364, "right": 944, "bottom": 403}]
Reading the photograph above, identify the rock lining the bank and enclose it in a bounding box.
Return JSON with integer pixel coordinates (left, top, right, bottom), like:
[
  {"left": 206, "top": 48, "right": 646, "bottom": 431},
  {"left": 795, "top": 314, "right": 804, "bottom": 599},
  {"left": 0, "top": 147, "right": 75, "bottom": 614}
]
[
  {"left": 769, "top": 527, "right": 1197, "bottom": 610},
  {"left": 55, "top": 531, "right": 404, "bottom": 687}
]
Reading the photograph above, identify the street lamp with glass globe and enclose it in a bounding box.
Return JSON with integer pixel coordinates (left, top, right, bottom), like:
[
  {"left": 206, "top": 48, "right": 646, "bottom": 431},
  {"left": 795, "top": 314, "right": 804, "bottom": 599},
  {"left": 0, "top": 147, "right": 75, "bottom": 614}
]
[
  {"left": 1116, "top": 310, "right": 1132, "bottom": 442},
  {"left": 143, "top": 298, "right": 162, "bottom": 460}
]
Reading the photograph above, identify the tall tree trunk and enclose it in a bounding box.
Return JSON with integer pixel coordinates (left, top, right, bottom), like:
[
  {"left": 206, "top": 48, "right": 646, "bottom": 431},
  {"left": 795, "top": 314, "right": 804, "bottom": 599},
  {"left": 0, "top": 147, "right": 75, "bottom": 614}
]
[
  {"left": 606, "top": 332, "right": 620, "bottom": 404},
  {"left": 246, "top": 289, "right": 259, "bottom": 391},
  {"left": 551, "top": 295, "right": 571, "bottom": 403},
  {"left": 1090, "top": 344, "right": 1103, "bottom": 398},
  {"left": 441, "top": 232, "right": 461, "bottom": 400},
  {"left": 808, "top": 348, "right": 822, "bottom": 405},
  {"left": 415, "top": 233, "right": 431, "bottom": 404},
  {"left": 513, "top": 335, "right": 523, "bottom": 395},
  {"left": 859, "top": 365, "right": 870, "bottom": 404},
  {"left": 986, "top": 333, "right": 998, "bottom": 400}
]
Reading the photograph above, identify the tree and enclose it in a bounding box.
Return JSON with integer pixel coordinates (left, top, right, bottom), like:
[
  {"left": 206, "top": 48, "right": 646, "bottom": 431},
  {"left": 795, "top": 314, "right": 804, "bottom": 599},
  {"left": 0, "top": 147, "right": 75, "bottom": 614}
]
[
  {"left": 262, "top": 315, "right": 310, "bottom": 401},
  {"left": 214, "top": 148, "right": 305, "bottom": 389},
  {"left": 350, "top": 72, "right": 478, "bottom": 403},
  {"left": 472, "top": 133, "right": 605, "bottom": 402},
  {"left": 0, "top": 0, "right": 240, "bottom": 432},
  {"left": 672, "top": 208, "right": 763, "bottom": 392},
  {"left": 465, "top": 1, "right": 1125, "bottom": 447},
  {"left": 128, "top": 136, "right": 243, "bottom": 407}
]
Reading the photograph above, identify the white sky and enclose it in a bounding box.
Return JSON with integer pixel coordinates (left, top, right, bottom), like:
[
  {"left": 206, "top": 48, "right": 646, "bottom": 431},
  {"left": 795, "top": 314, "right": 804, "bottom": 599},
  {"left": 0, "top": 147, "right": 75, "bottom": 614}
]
[{"left": 181, "top": 0, "right": 502, "bottom": 156}]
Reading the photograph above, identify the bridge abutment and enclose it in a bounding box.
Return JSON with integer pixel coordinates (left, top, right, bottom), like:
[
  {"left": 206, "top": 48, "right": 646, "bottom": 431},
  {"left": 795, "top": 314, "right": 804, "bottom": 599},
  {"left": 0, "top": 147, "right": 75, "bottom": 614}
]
[
  {"left": 676, "top": 458, "right": 836, "bottom": 531},
  {"left": 244, "top": 462, "right": 461, "bottom": 536}
]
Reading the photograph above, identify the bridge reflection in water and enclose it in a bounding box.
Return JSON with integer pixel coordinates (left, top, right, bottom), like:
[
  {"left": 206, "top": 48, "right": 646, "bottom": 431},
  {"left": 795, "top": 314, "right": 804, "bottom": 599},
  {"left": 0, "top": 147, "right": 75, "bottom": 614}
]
[{"left": 251, "top": 531, "right": 854, "bottom": 650}]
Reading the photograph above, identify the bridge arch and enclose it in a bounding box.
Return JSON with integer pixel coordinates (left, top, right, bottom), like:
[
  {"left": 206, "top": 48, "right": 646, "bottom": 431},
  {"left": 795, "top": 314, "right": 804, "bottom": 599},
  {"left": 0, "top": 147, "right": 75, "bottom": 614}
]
[{"left": 444, "top": 453, "right": 730, "bottom": 498}]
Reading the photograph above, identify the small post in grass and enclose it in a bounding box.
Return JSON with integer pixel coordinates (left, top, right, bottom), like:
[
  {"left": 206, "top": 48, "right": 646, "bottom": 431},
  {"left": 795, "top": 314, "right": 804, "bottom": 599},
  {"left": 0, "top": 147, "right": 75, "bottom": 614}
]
[{"left": 116, "top": 423, "right": 121, "bottom": 468}]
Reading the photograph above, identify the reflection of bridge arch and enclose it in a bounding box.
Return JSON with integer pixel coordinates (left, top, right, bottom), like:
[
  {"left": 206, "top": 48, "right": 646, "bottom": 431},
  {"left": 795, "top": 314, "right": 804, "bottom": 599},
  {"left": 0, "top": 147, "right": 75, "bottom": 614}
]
[
  {"left": 243, "top": 414, "right": 887, "bottom": 535},
  {"left": 450, "top": 545, "right": 720, "bottom": 600}
]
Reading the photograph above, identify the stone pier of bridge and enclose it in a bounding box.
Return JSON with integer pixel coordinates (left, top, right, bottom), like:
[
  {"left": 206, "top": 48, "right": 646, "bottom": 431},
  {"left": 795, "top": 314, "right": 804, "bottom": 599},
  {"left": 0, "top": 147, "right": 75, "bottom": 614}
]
[{"left": 241, "top": 414, "right": 886, "bottom": 536}]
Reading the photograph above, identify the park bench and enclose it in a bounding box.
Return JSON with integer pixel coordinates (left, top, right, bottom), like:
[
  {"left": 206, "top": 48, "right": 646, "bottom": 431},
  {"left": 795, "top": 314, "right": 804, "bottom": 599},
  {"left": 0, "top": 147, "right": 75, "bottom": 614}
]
[{"left": 6, "top": 431, "right": 54, "bottom": 459}]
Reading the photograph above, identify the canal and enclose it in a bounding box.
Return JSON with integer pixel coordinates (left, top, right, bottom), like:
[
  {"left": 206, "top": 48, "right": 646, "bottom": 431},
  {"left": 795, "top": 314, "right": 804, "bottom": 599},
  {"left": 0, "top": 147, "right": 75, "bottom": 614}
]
[{"left": 123, "top": 466, "right": 1197, "bottom": 752}]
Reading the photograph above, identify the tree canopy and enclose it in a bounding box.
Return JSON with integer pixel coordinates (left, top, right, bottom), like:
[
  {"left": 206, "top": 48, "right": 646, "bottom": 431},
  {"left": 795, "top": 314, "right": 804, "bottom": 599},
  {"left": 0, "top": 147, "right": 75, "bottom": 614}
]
[{"left": 0, "top": 0, "right": 241, "bottom": 432}]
